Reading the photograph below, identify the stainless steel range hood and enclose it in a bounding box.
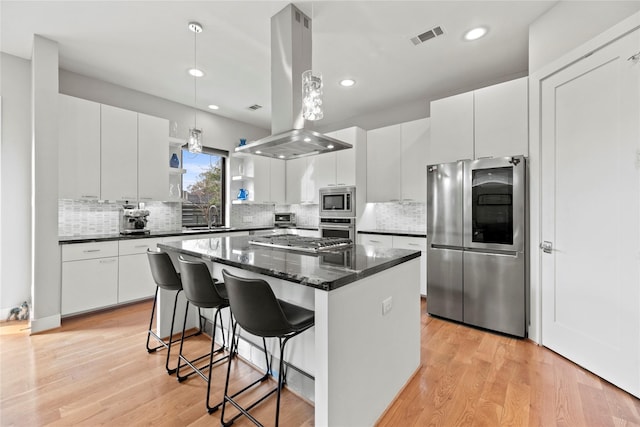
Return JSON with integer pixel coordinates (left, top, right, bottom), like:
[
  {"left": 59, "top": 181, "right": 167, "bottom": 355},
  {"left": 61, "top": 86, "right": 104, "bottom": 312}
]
[{"left": 235, "top": 4, "right": 352, "bottom": 160}]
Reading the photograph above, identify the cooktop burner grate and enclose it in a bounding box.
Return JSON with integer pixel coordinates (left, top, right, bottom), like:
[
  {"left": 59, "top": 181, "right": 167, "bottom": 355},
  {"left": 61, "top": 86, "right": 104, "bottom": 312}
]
[{"left": 248, "top": 235, "right": 353, "bottom": 253}]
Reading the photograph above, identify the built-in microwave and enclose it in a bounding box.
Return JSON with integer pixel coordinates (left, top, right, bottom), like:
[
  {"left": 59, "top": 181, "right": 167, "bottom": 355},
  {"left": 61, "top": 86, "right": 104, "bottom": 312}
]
[{"left": 319, "top": 186, "right": 356, "bottom": 218}]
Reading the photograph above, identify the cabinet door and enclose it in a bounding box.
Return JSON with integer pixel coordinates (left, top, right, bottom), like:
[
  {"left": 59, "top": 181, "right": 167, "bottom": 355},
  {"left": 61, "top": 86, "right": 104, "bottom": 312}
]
[
  {"left": 392, "top": 236, "right": 427, "bottom": 295},
  {"left": 474, "top": 77, "right": 528, "bottom": 158},
  {"left": 138, "top": 113, "right": 169, "bottom": 201},
  {"left": 286, "top": 157, "right": 306, "bottom": 204},
  {"left": 401, "top": 118, "right": 430, "bottom": 202},
  {"left": 314, "top": 152, "right": 336, "bottom": 189},
  {"left": 61, "top": 257, "right": 118, "bottom": 315},
  {"left": 335, "top": 128, "right": 357, "bottom": 186},
  {"left": 118, "top": 253, "right": 157, "bottom": 302},
  {"left": 367, "top": 124, "right": 401, "bottom": 202},
  {"left": 429, "top": 92, "right": 474, "bottom": 164},
  {"left": 252, "top": 155, "right": 271, "bottom": 203},
  {"left": 358, "top": 233, "right": 393, "bottom": 247},
  {"left": 101, "top": 104, "right": 138, "bottom": 201},
  {"left": 270, "top": 159, "right": 286, "bottom": 204},
  {"left": 58, "top": 95, "right": 101, "bottom": 200}
]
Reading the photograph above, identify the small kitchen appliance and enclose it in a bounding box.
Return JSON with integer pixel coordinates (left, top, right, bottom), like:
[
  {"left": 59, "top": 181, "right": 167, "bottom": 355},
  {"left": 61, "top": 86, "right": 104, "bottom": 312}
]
[
  {"left": 319, "top": 186, "right": 356, "bottom": 218},
  {"left": 274, "top": 212, "right": 296, "bottom": 227},
  {"left": 120, "top": 204, "right": 150, "bottom": 235}
]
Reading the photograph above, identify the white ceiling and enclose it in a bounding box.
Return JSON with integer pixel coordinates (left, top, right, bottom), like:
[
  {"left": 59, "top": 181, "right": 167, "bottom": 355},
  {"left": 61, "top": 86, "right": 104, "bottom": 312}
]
[{"left": 1, "top": 1, "right": 558, "bottom": 131}]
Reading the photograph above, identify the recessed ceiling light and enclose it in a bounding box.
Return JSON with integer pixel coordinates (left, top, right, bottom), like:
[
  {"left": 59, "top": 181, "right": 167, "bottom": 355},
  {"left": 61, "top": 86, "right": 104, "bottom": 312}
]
[
  {"left": 303, "top": 137, "right": 311, "bottom": 142},
  {"left": 208, "top": 104, "right": 219, "bottom": 110},
  {"left": 327, "top": 144, "right": 334, "bottom": 149},
  {"left": 278, "top": 155, "right": 285, "bottom": 159},
  {"left": 340, "top": 79, "right": 356, "bottom": 87},
  {"left": 256, "top": 150, "right": 262, "bottom": 154},
  {"left": 188, "top": 68, "right": 204, "bottom": 77},
  {"left": 464, "top": 27, "right": 488, "bottom": 41}
]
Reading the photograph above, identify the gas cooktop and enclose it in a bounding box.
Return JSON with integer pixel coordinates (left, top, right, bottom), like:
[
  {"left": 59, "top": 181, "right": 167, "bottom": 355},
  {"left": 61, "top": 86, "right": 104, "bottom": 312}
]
[{"left": 248, "top": 235, "right": 353, "bottom": 253}]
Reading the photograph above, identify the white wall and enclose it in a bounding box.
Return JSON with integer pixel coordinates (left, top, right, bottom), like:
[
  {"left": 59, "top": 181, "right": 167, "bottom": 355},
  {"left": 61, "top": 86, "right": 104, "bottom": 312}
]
[
  {"left": 529, "top": 1, "right": 640, "bottom": 72},
  {"left": 31, "top": 36, "right": 61, "bottom": 333},
  {"left": 0, "top": 53, "right": 32, "bottom": 318},
  {"left": 59, "top": 70, "right": 269, "bottom": 153}
]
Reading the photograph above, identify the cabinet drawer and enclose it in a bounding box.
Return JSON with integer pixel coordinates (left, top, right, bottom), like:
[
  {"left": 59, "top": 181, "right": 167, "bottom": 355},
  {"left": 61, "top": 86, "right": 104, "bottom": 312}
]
[
  {"left": 119, "top": 238, "right": 163, "bottom": 256},
  {"left": 359, "top": 234, "right": 393, "bottom": 247},
  {"left": 62, "top": 241, "right": 118, "bottom": 261},
  {"left": 392, "top": 236, "right": 427, "bottom": 251}
]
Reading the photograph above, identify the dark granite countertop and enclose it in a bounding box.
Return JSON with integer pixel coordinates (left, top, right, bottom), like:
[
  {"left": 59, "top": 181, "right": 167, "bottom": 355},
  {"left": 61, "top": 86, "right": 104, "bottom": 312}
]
[
  {"left": 158, "top": 235, "right": 421, "bottom": 291},
  {"left": 358, "top": 229, "right": 427, "bottom": 238},
  {"left": 58, "top": 226, "right": 319, "bottom": 244}
]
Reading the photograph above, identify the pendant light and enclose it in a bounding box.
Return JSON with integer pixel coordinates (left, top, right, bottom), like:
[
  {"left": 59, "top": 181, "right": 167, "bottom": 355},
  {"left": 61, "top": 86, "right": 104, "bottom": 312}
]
[
  {"left": 187, "top": 21, "right": 203, "bottom": 153},
  {"left": 302, "top": 70, "right": 323, "bottom": 121}
]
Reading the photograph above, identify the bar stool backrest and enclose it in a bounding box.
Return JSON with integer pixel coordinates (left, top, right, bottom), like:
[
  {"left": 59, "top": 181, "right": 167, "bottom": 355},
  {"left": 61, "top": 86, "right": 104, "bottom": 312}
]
[
  {"left": 147, "top": 250, "right": 182, "bottom": 292},
  {"left": 222, "top": 269, "right": 292, "bottom": 337},
  {"left": 179, "top": 259, "right": 227, "bottom": 309}
]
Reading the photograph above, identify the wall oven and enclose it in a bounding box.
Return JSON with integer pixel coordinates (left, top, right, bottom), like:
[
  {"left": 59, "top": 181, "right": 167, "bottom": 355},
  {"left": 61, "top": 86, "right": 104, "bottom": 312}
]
[
  {"left": 319, "top": 186, "right": 356, "bottom": 218},
  {"left": 319, "top": 217, "right": 356, "bottom": 240}
]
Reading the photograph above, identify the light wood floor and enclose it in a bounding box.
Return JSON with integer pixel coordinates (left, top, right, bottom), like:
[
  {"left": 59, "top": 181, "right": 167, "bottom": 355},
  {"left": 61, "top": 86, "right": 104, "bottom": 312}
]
[{"left": 1, "top": 299, "right": 639, "bottom": 426}]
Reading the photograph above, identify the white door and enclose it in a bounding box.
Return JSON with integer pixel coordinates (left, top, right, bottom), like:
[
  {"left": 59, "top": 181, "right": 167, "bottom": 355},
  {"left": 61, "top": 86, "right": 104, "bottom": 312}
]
[{"left": 540, "top": 28, "right": 640, "bottom": 397}]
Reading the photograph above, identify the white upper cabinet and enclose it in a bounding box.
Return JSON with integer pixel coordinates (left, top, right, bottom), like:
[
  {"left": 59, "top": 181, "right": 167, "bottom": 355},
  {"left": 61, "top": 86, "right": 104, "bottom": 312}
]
[
  {"left": 286, "top": 157, "right": 309, "bottom": 204},
  {"left": 138, "top": 113, "right": 169, "bottom": 201},
  {"left": 313, "top": 152, "right": 336, "bottom": 190},
  {"left": 335, "top": 127, "right": 359, "bottom": 186},
  {"left": 366, "top": 119, "right": 429, "bottom": 203},
  {"left": 429, "top": 91, "right": 474, "bottom": 164},
  {"left": 270, "top": 158, "right": 286, "bottom": 204},
  {"left": 58, "top": 94, "right": 101, "bottom": 200},
  {"left": 367, "top": 124, "right": 402, "bottom": 202},
  {"left": 100, "top": 104, "right": 138, "bottom": 202},
  {"left": 252, "top": 156, "right": 286, "bottom": 204},
  {"left": 429, "top": 77, "right": 528, "bottom": 165},
  {"left": 400, "top": 118, "right": 430, "bottom": 202},
  {"left": 474, "top": 77, "right": 528, "bottom": 158}
]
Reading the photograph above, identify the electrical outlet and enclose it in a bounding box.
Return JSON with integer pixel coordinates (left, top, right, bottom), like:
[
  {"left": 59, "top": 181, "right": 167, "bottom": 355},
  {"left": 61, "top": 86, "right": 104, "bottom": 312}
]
[
  {"left": 243, "top": 215, "right": 253, "bottom": 223},
  {"left": 382, "top": 296, "right": 393, "bottom": 315}
]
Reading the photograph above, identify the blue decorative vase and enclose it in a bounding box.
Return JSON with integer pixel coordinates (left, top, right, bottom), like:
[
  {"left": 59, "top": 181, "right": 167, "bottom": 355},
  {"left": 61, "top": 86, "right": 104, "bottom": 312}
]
[
  {"left": 239, "top": 138, "right": 247, "bottom": 146},
  {"left": 237, "top": 188, "right": 249, "bottom": 200},
  {"left": 170, "top": 153, "right": 180, "bottom": 168}
]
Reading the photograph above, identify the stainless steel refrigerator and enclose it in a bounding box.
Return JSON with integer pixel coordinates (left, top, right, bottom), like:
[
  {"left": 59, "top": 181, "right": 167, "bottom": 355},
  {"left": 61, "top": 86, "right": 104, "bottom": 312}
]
[{"left": 426, "top": 156, "right": 526, "bottom": 337}]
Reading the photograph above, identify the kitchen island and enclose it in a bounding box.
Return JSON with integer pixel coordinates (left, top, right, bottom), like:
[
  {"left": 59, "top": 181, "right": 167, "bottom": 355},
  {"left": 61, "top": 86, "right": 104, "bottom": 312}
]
[{"left": 158, "top": 234, "right": 421, "bottom": 426}]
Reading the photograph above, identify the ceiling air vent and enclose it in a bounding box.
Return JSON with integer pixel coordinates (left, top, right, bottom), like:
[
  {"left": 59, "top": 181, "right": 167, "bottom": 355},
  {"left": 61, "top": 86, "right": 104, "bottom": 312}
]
[
  {"left": 411, "top": 26, "right": 444, "bottom": 46},
  {"left": 248, "top": 104, "right": 263, "bottom": 111}
]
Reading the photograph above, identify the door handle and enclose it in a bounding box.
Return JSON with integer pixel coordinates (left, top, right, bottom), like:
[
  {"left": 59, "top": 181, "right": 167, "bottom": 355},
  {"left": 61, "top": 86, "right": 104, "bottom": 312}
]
[{"left": 540, "top": 241, "right": 553, "bottom": 254}]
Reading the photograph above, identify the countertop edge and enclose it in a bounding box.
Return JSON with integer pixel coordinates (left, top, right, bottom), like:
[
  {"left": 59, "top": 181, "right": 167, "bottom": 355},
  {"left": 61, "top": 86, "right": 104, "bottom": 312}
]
[
  {"left": 59, "top": 226, "right": 319, "bottom": 244},
  {"left": 158, "top": 241, "right": 421, "bottom": 292},
  {"left": 358, "top": 230, "right": 427, "bottom": 238}
]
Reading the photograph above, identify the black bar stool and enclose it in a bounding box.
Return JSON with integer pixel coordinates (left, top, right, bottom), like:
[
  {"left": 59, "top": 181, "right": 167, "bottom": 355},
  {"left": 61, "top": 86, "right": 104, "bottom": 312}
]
[
  {"left": 220, "top": 269, "right": 315, "bottom": 427},
  {"left": 146, "top": 249, "right": 204, "bottom": 374},
  {"left": 177, "top": 258, "right": 231, "bottom": 413}
]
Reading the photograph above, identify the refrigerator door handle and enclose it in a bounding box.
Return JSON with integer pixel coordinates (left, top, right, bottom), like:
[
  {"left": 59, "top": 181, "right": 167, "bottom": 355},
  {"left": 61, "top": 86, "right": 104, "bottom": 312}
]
[{"left": 430, "top": 244, "right": 464, "bottom": 251}]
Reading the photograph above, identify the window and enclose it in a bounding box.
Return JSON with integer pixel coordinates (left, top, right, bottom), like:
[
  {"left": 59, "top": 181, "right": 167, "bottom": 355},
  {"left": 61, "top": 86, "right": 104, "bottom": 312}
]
[{"left": 181, "top": 148, "right": 227, "bottom": 227}]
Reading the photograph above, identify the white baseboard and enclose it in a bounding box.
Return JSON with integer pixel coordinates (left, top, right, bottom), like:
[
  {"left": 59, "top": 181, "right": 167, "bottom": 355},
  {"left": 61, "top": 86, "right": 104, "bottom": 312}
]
[{"left": 30, "top": 314, "right": 61, "bottom": 334}]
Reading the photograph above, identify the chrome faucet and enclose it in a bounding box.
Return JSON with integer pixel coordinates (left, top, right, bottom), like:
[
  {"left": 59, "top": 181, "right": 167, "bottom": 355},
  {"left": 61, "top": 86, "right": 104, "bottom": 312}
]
[{"left": 208, "top": 205, "right": 219, "bottom": 229}]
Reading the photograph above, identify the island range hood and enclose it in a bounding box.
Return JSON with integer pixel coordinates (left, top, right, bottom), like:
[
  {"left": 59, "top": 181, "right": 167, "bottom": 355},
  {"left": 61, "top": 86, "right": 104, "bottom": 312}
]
[{"left": 235, "top": 4, "right": 352, "bottom": 160}]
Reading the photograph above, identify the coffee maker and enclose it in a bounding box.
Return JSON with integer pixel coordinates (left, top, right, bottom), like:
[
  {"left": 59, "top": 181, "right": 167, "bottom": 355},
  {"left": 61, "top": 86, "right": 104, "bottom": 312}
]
[{"left": 120, "top": 203, "right": 150, "bottom": 235}]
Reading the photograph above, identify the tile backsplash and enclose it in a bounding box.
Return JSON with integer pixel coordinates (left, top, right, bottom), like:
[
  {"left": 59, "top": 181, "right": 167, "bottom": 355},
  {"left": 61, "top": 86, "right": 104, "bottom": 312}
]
[
  {"left": 58, "top": 200, "right": 181, "bottom": 236},
  {"left": 229, "top": 203, "right": 319, "bottom": 228},
  {"left": 360, "top": 202, "right": 426, "bottom": 232}
]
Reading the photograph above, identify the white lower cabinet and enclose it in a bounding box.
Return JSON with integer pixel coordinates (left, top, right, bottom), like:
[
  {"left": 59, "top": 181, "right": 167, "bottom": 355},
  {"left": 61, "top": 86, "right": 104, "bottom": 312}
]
[
  {"left": 391, "top": 236, "right": 427, "bottom": 296},
  {"left": 61, "top": 241, "right": 119, "bottom": 315},
  {"left": 118, "top": 238, "right": 162, "bottom": 303},
  {"left": 358, "top": 233, "right": 427, "bottom": 295}
]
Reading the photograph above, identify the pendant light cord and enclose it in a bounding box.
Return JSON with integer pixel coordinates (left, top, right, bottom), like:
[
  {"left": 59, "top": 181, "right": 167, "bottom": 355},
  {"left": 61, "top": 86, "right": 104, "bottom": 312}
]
[{"left": 193, "top": 26, "right": 198, "bottom": 129}]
